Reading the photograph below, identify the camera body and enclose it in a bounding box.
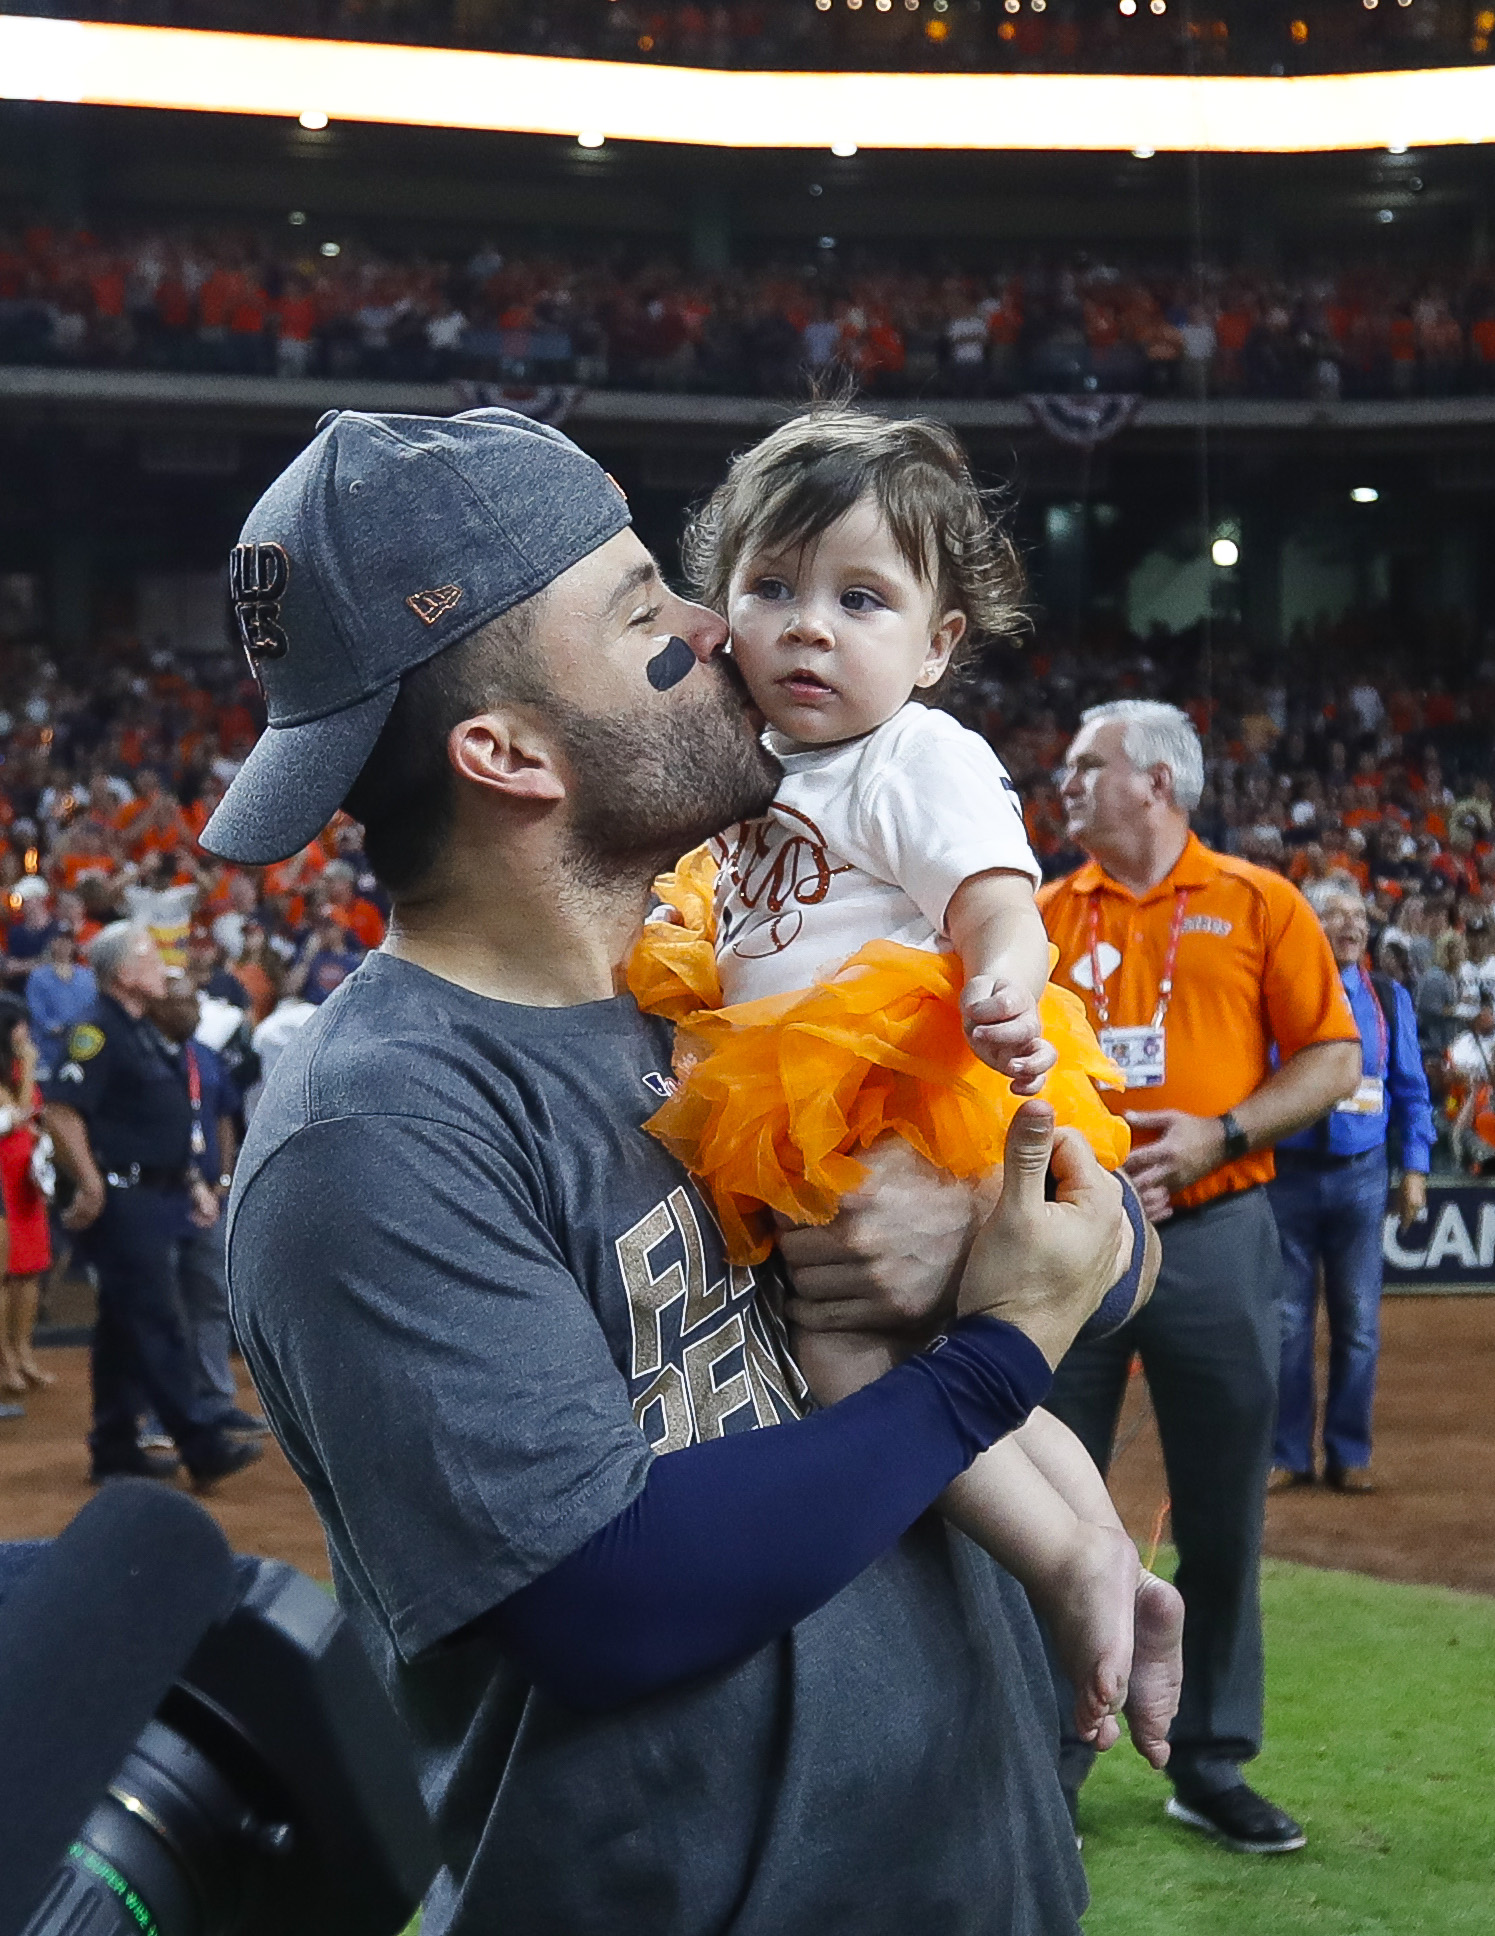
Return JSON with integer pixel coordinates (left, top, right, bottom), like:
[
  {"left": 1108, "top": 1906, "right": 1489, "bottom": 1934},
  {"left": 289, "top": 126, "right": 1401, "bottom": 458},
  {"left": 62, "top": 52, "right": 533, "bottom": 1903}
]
[{"left": 3, "top": 1501, "right": 436, "bottom": 1936}]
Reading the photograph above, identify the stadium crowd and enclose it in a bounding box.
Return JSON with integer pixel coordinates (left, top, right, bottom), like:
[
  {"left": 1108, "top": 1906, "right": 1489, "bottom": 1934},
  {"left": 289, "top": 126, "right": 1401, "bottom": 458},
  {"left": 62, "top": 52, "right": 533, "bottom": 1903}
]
[
  {"left": 4, "top": 0, "right": 1482, "bottom": 76},
  {"left": 7, "top": 221, "right": 1495, "bottom": 401}
]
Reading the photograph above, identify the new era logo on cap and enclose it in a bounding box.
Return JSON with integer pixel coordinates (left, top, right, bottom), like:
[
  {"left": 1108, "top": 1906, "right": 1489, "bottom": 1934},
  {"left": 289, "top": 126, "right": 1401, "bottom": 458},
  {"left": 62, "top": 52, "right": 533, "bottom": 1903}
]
[{"left": 406, "top": 584, "right": 464, "bottom": 625}]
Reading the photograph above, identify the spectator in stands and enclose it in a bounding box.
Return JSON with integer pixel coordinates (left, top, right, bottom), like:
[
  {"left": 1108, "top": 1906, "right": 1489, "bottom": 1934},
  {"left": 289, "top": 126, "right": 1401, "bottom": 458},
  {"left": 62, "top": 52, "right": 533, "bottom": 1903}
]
[
  {"left": 290, "top": 913, "right": 365, "bottom": 1006},
  {"left": 25, "top": 921, "right": 97, "bottom": 1078},
  {"left": 1446, "top": 994, "right": 1495, "bottom": 1167},
  {"left": 2, "top": 877, "right": 55, "bottom": 990}
]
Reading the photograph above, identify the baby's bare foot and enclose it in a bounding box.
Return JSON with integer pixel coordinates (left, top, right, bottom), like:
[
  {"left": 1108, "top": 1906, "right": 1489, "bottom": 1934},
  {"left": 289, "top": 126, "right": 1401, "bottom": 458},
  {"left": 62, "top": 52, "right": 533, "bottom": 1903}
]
[
  {"left": 1042, "top": 1524, "right": 1139, "bottom": 1749},
  {"left": 1124, "top": 1570, "right": 1185, "bottom": 1769}
]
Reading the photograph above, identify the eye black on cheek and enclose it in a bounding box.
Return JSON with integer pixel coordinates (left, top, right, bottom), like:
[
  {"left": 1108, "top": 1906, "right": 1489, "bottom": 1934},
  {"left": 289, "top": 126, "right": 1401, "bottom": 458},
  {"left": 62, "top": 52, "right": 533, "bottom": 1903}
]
[{"left": 646, "top": 636, "right": 696, "bottom": 691}]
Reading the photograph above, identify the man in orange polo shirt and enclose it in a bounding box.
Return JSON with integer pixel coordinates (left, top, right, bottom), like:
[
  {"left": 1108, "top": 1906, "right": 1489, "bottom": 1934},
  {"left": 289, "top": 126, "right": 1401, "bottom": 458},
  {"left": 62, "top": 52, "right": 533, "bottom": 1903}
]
[{"left": 1040, "top": 700, "right": 1360, "bottom": 1856}]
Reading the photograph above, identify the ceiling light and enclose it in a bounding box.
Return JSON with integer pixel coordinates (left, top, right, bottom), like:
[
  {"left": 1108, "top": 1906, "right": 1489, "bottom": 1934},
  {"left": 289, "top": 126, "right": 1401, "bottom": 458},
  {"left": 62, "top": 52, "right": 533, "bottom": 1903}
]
[
  {"left": 319, "top": 240, "right": 340, "bottom": 256},
  {"left": 288, "top": 209, "right": 307, "bottom": 225},
  {"left": 1132, "top": 143, "right": 1156, "bottom": 157},
  {"left": 1150, "top": 0, "right": 1166, "bottom": 13},
  {"left": 1377, "top": 207, "right": 1395, "bottom": 221},
  {"left": 1351, "top": 486, "right": 1380, "bottom": 503},
  {"left": 831, "top": 137, "right": 858, "bottom": 154},
  {"left": 1119, "top": 0, "right": 1137, "bottom": 11},
  {"left": 298, "top": 108, "right": 328, "bottom": 129},
  {"left": 1210, "top": 538, "right": 1239, "bottom": 568},
  {"left": 577, "top": 129, "right": 604, "bottom": 146},
  {"left": 1387, "top": 140, "right": 1409, "bottom": 153}
]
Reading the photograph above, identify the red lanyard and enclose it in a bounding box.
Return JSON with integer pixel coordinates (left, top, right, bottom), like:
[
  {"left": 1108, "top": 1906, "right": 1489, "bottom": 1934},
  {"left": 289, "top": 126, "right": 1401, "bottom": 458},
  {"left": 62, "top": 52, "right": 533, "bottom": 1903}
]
[
  {"left": 1088, "top": 888, "right": 1191, "bottom": 1030},
  {"left": 184, "top": 1041, "right": 202, "bottom": 1111},
  {"left": 1357, "top": 962, "right": 1389, "bottom": 1077}
]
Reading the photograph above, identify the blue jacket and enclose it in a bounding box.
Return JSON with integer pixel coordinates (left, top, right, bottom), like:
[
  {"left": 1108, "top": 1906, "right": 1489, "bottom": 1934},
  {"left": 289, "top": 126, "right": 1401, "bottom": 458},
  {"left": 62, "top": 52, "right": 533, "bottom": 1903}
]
[
  {"left": 26, "top": 964, "right": 98, "bottom": 1072},
  {"left": 1278, "top": 965, "right": 1434, "bottom": 1172}
]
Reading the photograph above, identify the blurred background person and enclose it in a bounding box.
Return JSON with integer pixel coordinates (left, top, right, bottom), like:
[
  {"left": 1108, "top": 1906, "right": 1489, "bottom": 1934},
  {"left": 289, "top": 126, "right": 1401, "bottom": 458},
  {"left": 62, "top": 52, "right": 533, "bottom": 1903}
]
[
  {"left": 41, "top": 921, "right": 260, "bottom": 1485},
  {"left": 0, "top": 994, "right": 54, "bottom": 1398},
  {"left": 147, "top": 971, "right": 266, "bottom": 1438},
  {"left": 24, "top": 919, "right": 96, "bottom": 1079},
  {"left": 1267, "top": 881, "right": 1434, "bottom": 1495}
]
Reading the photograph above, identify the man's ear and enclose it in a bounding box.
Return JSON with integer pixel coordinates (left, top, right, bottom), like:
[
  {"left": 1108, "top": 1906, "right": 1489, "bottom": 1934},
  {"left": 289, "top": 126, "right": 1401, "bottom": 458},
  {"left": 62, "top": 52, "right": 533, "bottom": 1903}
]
[{"left": 448, "top": 711, "right": 567, "bottom": 805}]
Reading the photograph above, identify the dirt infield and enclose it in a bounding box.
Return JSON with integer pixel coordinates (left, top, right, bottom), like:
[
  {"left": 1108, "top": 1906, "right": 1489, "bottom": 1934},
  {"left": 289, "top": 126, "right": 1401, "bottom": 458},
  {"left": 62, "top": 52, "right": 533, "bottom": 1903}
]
[{"left": 1, "top": 1296, "right": 1491, "bottom": 1595}]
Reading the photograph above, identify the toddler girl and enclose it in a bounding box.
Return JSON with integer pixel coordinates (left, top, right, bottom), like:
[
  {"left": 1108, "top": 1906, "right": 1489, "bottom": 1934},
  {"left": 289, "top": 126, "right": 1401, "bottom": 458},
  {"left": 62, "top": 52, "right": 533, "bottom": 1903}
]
[{"left": 630, "top": 408, "right": 1181, "bottom": 1768}]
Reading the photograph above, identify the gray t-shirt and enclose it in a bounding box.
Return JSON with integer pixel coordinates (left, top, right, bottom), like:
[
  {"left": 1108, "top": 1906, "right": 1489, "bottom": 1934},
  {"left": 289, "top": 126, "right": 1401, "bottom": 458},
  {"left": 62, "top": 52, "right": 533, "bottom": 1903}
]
[{"left": 228, "top": 950, "right": 1085, "bottom": 1936}]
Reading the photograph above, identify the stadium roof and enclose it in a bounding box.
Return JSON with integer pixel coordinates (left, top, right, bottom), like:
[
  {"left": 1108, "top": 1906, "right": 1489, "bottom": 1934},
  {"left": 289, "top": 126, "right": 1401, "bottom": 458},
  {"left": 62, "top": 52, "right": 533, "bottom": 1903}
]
[{"left": 2, "top": 14, "right": 1494, "bottom": 152}]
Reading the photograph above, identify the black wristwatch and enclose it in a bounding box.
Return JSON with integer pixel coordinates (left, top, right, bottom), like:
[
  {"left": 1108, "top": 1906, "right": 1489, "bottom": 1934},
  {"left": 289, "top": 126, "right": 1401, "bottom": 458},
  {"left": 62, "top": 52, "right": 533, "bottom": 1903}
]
[{"left": 1219, "top": 1110, "right": 1250, "bottom": 1162}]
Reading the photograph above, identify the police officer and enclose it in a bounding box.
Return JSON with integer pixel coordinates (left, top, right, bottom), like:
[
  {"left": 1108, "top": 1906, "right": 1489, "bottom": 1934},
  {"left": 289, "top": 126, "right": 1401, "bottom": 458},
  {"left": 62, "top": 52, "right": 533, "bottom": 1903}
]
[
  {"left": 42, "top": 920, "right": 261, "bottom": 1485},
  {"left": 149, "top": 971, "right": 267, "bottom": 1436}
]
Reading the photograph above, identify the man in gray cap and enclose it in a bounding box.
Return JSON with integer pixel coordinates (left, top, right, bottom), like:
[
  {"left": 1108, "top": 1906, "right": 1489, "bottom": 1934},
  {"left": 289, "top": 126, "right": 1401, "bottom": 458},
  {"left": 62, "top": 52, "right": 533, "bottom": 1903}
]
[{"left": 214, "top": 408, "right": 1130, "bottom": 1936}]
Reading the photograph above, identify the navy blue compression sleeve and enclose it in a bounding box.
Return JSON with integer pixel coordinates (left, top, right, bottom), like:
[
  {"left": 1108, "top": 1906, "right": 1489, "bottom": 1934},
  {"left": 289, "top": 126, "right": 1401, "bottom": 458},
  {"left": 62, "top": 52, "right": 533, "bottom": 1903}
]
[{"left": 487, "top": 1314, "right": 1051, "bottom": 1710}]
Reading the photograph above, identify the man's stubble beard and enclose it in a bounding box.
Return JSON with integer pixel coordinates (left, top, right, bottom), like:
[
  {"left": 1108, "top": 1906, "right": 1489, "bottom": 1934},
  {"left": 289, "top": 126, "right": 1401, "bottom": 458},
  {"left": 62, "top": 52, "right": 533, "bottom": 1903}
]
[{"left": 554, "top": 658, "right": 782, "bottom": 889}]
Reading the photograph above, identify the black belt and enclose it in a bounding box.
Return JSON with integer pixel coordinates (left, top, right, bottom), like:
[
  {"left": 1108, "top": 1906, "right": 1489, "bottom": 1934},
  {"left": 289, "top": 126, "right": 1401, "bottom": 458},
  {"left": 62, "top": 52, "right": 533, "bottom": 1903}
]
[
  {"left": 1274, "top": 1147, "right": 1384, "bottom": 1173},
  {"left": 103, "top": 1164, "right": 195, "bottom": 1192},
  {"left": 1162, "top": 1183, "right": 1262, "bottom": 1224}
]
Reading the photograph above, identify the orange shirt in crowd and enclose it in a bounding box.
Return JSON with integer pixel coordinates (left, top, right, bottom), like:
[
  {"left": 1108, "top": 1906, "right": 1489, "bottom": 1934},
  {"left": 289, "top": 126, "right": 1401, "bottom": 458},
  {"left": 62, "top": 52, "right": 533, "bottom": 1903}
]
[
  {"left": 1038, "top": 832, "right": 1358, "bottom": 1212},
  {"left": 328, "top": 898, "right": 387, "bottom": 951},
  {"left": 57, "top": 852, "right": 116, "bottom": 890}
]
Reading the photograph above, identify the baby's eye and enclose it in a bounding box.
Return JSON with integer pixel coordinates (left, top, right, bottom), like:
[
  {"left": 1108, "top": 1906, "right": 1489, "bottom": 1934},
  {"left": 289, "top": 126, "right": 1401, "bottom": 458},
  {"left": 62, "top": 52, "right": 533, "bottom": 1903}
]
[
  {"left": 750, "top": 576, "right": 790, "bottom": 601},
  {"left": 841, "top": 587, "right": 885, "bottom": 613}
]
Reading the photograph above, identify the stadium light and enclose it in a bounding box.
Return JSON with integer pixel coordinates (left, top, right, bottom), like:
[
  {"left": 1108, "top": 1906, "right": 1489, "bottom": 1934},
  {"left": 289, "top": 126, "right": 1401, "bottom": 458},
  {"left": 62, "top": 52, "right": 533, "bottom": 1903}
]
[
  {"left": 6, "top": 15, "right": 1495, "bottom": 152},
  {"left": 1351, "top": 486, "right": 1380, "bottom": 503}
]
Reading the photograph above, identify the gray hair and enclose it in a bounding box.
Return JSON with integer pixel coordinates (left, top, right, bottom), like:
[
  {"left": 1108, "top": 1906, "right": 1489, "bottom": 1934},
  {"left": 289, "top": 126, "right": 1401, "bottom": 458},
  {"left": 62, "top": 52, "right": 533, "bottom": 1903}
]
[
  {"left": 87, "top": 920, "right": 152, "bottom": 988},
  {"left": 1078, "top": 700, "right": 1205, "bottom": 813},
  {"left": 1302, "top": 874, "right": 1365, "bottom": 918}
]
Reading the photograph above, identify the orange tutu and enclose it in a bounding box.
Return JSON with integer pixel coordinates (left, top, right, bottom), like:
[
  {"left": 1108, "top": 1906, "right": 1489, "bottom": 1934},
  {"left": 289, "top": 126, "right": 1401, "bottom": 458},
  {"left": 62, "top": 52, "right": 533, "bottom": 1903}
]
[{"left": 629, "top": 846, "right": 1130, "bottom": 1265}]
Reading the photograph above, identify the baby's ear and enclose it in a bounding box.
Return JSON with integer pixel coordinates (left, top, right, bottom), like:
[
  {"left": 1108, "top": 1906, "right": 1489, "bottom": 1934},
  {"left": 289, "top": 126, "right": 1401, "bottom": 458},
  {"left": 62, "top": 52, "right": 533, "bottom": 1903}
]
[{"left": 917, "top": 608, "right": 968, "bottom": 686}]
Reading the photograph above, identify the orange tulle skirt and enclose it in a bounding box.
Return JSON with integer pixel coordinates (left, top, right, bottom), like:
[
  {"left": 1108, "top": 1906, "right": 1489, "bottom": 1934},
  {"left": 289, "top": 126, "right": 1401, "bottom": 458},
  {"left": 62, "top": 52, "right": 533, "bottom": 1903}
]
[{"left": 628, "top": 845, "right": 1131, "bottom": 1265}]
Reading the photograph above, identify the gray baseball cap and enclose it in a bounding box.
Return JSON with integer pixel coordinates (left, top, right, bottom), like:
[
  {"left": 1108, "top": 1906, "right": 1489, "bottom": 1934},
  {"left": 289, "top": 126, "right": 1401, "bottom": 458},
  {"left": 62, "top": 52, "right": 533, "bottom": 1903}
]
[{"left": 201, "top": 406, "right": 632, "bottom": 865}]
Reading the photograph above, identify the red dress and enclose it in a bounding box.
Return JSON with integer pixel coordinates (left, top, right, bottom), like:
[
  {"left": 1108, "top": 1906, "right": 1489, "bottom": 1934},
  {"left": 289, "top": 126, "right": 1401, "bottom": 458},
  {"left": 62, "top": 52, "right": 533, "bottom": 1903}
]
[{"left": 0, "top": 1082, "right": 53, "bottom": 1277}]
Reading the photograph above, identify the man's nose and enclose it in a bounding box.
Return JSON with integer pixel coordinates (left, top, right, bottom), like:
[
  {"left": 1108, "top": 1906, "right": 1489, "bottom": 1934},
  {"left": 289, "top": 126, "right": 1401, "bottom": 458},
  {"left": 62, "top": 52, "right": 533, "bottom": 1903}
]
[{"left": 678, "top": 601, "right": 729, "bottom": 661}]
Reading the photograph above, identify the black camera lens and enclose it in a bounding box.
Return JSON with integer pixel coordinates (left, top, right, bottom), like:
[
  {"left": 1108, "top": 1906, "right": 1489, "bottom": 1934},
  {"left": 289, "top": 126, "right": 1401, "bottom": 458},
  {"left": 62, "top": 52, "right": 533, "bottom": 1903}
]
[{"left": 23, "top": 1718, "right": 291, "bottom": 1936}]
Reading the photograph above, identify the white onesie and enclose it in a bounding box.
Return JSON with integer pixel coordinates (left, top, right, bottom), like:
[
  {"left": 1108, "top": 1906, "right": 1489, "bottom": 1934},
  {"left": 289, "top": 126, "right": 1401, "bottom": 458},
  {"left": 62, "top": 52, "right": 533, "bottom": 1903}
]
[{"left": 713, "top": 702, "right": 1040, "bottom": 1005}]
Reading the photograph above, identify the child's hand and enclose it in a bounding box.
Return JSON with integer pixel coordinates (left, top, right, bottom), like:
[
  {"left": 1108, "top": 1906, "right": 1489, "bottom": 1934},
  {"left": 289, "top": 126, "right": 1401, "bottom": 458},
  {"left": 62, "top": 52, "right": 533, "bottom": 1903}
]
[{"left": 962, "top": 976, "right": 1057, "bottom": 1094}]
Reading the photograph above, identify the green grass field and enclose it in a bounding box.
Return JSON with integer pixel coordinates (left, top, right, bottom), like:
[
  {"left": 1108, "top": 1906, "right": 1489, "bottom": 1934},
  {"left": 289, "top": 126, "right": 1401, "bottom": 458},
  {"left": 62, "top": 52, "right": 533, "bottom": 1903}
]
[
  {"left": 1079, "top": 1557, "right": 1495, "bottom": 1935},
  {"left": 398, "top": 1557, "right": 1493, "bottom": 1936}
]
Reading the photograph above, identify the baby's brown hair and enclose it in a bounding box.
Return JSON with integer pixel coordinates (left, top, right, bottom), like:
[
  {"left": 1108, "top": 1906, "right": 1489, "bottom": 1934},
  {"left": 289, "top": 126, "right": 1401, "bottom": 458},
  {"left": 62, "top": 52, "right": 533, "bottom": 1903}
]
[{"left": 682, "top": 406, "right": 1027, "bottom": 687}]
